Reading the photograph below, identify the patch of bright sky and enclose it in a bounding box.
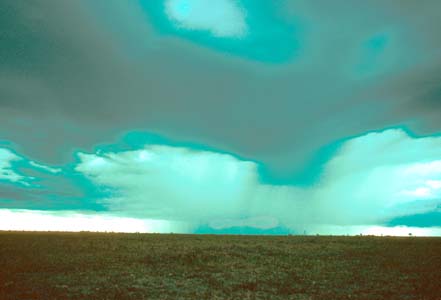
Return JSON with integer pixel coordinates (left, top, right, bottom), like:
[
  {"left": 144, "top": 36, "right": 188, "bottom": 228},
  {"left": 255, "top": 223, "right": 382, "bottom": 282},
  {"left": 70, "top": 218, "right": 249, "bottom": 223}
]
[
  {"left": 141, "top": 0, "right": 302, "bottom": 63},
  {"left": 165, "top": 0, "right": 247, "bottom": 38}
]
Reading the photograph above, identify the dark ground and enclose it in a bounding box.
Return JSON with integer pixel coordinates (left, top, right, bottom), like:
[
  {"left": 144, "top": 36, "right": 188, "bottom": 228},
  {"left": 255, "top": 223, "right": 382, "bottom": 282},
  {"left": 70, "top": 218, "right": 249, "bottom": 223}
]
[{"left": 0, "top": 231, "right": 440, "bottom": 299}]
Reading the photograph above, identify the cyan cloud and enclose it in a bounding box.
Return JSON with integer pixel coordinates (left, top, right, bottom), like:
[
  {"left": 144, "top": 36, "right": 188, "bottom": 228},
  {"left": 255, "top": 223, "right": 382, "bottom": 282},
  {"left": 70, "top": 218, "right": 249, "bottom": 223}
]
[
  {"left": 71, "top": 128, "right": 441, "bottom": 232},
  {"left": 0, "top": 148, "right": 29, "bottom": 185},
  {"left": 0, "top": 145, "right": 107, "bottom": 211},
  {"left": 0, "top": 147, "right": 66, "bottom": 187},
  {"left": 1, "top": 127, "right": 441, "bottom": 233},
  {"left": 75, "top": 145, "right": 260, "bottom": 221},
  {"left": 307, "top": 129, "right": 441, "bottom": 227}
]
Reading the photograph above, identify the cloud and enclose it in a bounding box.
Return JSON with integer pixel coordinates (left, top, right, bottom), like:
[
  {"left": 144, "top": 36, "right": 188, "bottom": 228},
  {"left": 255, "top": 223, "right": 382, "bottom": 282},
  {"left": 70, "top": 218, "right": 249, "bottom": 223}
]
[
  {"left": 0, "top": 147, "right": 64, "bottom": 186},
  {"left": 165, "top": 0, "right": 247, "bottom": 38},
  {"left": 2, "top": 0, "right": 441, "bottom": 179},
  {"left": 75, "top": 145, "right": 260, "bottom": 221},
  {"left": 0, "top": 148, "right": 29, "bottom": 185},
  {"left": 72, "top": 128, "right": 441, "bottom": 233},
  {"left": 0, "top": 147, "right": 89, "bottom": 211},
  {"left": 1, "top": 127, "right": 441, "bottom": 234},
  {"left": 308, "top": 129, "right": 441, "bottom": 226},
  {"left": 2, "top": 1, "right": 441, "bottom": 235},
  {"left": 29, "top": 161, "right": 62, "bottom": 174}
]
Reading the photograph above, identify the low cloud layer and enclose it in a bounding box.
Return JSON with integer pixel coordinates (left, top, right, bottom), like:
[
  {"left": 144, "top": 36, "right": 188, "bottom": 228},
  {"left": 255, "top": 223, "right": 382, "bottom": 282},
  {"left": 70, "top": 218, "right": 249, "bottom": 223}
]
[
  {"left": 71, "top": 128, "right": 441, "bottom": 232},
  {"left": 1, "top": 128, "right": 440, "bottom": 233}
]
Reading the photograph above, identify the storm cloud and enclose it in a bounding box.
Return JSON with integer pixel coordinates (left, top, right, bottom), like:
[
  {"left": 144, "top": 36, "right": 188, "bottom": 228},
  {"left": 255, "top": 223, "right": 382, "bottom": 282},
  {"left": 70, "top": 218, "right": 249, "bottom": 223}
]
[{"left": 1, "top": 0, "right": 441, "bottom": 233}]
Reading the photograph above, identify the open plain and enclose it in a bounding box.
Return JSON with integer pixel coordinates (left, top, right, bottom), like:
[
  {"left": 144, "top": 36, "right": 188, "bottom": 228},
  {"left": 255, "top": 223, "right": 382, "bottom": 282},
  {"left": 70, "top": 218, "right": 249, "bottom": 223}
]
[{"left": 0, "top": 231, "right": 440, "bottom": 299}]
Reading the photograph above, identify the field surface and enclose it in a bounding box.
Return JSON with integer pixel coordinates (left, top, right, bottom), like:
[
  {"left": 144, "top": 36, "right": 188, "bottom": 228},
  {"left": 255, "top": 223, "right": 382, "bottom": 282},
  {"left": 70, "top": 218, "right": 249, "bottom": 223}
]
[{"left": 0, "top": 232, "right": 440, "bottom": 299}]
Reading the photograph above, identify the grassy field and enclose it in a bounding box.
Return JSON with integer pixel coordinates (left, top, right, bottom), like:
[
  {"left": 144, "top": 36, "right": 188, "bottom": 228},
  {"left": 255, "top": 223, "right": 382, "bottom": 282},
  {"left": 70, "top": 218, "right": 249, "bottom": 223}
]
[{"left": 0, "top": 232, "right": 440, "bottom": 299}]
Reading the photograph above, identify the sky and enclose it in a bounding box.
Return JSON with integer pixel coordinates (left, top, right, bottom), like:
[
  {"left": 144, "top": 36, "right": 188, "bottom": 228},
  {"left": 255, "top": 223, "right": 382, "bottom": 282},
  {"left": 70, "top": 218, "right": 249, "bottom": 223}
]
[{"left": 1, "top": 0, "right": 441, "bottom": 235}]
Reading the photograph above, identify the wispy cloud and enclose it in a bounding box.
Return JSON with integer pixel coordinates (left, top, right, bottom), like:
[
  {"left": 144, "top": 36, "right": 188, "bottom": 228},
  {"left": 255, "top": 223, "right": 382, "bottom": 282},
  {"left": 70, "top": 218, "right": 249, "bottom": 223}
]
[
  {"left": 0, "top": 147, "right": 64, "bottom": 187},
  {"left": 0, "top": 148, "right": 30, "bottom": 186},
  {"left": 29, "top": 161, "right": 62, "bottom": 174}
]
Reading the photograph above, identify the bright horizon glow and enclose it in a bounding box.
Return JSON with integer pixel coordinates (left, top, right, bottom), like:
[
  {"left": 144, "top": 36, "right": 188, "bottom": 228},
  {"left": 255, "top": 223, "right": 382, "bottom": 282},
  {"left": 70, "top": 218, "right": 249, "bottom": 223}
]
[
  {"left": 304, "top": 224, "right": 441, "bottom": 237},
  {"left": 0, "top": 209, "right": 191, "bottom": 233},
  {"left": 1, "top": 209, "right": 441, "bottom": 236}
]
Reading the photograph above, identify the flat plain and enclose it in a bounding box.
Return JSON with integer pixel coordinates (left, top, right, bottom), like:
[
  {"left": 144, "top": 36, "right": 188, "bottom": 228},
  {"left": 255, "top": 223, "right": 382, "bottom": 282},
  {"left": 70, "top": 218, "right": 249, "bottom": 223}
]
[{"left": 0, "top": 231, "right": 440, "bottom": 299}]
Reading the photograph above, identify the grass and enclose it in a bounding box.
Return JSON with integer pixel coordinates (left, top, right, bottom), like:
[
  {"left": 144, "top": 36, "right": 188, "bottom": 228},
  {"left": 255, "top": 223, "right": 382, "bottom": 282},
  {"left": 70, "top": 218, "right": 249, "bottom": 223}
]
[{"left": 0, "top": 231, "right": 440, "bottom": 299}]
